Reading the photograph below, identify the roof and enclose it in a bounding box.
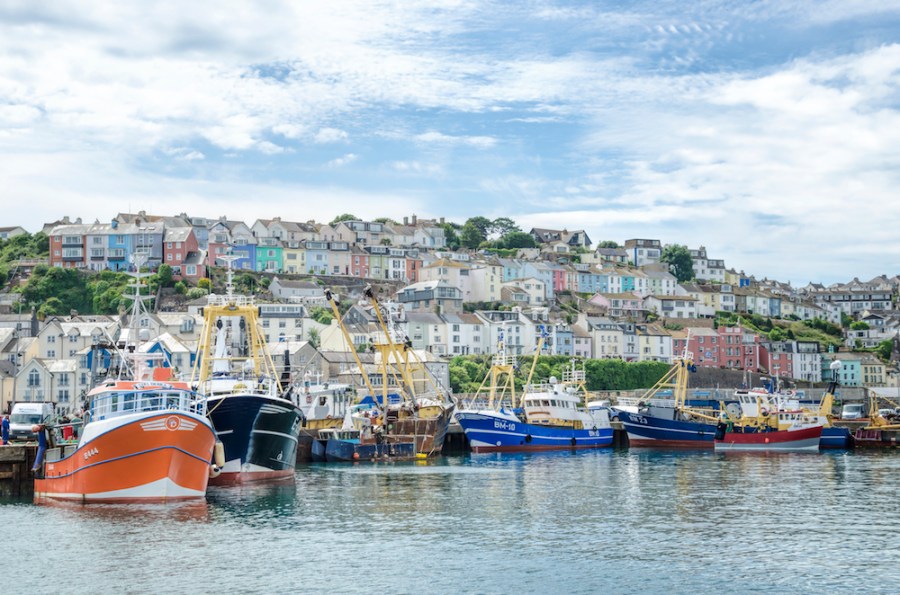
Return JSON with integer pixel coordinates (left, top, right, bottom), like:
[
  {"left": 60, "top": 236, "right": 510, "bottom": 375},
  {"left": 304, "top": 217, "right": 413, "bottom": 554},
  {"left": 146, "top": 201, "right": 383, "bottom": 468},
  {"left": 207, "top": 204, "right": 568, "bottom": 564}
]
[
  {"left": 183, "top": 250, "right": 206, "bottom": 266},
  {"left": 164, "top": 227, "right": 193, "bottom": 243}
]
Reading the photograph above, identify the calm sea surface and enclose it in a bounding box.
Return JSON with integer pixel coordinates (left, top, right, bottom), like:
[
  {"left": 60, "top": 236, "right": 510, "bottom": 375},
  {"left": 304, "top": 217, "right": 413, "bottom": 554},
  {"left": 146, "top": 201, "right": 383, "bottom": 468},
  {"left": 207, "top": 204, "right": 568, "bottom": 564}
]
[{"left": 3, "top": 449, "right": 899, "bottom": 594}]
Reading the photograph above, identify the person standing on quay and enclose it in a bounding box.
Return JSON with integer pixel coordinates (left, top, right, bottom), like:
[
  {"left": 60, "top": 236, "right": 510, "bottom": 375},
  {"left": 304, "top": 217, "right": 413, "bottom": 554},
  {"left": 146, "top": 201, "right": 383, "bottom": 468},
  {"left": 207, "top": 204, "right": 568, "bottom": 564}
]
[{"left": 1, "top": 414, "right": 9, "bottom": 445}]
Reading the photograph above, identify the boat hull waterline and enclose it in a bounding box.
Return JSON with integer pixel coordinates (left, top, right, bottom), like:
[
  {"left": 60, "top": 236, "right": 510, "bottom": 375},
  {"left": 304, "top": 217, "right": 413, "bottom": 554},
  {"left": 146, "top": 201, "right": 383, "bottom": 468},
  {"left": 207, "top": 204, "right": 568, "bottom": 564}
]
[
  {"left": 207, "top": 394, "right": 303, "bottom": 485},
  {"left": 714, "top": 425, "right": 823, "bottom": 452},
  {"left": 617, "top": 410, "right": 848, "bottom": 449},
  {"left": 457, "top": 410, "right": 613, "bottom": 453}
]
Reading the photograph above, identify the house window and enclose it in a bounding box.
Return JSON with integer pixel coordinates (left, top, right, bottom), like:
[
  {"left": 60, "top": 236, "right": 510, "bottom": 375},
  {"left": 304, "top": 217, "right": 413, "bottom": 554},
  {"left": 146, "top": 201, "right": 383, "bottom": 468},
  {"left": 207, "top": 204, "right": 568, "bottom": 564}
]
[
  {"left": 58, "top": 389, "right": 70, "bottom": 403},
  {"left": 47, "top": 335, "right": 56, "bottom": 344},
  {"left": 59, "top": 373, "right": 69, "bottom": 387},
  {"left": 28, "top": 370, "right": 41, "bottom": 387},
  {"left": 47, "top": 350, "right": 56, "bottom": 358}
]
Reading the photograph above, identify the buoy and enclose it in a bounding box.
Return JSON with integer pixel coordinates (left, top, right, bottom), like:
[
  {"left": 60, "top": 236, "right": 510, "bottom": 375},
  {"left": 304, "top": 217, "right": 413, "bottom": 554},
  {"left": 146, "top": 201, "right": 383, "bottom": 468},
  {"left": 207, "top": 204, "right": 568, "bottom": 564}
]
[
  {"left": 209, "top": 464, "right": 221, "bottom": 478},
  {"left": 352, "top": 452, "right": 360, "bottom": 460},
  {"left": 213, "top": 441, "right": 225, "bottom": 468},
  {"left": 415, "top": 453, "right": 427, "bottom": 460}
]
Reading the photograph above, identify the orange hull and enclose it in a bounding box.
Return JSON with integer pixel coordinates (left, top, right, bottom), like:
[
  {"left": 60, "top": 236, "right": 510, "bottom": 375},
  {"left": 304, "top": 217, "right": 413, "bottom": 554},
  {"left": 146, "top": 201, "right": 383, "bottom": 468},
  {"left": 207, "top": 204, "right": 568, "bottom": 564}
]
[{"left": 35, "top": 413, "right": 216, "bottom": 503}]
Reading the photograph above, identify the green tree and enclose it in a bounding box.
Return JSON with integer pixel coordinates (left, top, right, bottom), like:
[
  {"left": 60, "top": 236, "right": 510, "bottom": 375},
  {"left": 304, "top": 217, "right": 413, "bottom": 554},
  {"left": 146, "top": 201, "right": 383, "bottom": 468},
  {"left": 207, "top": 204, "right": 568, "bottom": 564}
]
[
  {"left": 596, "top": 240, "right": 619, "bottom": 248},
  {"left": 374, "top": 217, "right": 396, "bottom": 224},
  {"left": 174, "top": 281, "right": 187, "bottom": 294},
  {"left": 768, "top": 327, "right": 786, "bottom": 341},
  {"left": 198, "top": 278, "right": 211, "bottom": 291},
  {"left": 466, "top": 216, "right": 492, "bottom": 238},
  {"left": 309, "top": 306, "right": 333, "bottom": 325},
  {"left": 307, "top": 328, "right": 321, "bottom": 348},
  {"left": 659, "top": 244, "right": 694, "bottom": 282},
  {"left": 875, "top": 339, "right": 893, "bottom": 362},
  {"left": 490, "top": 217, "right": 520, "bottom": 238},
  {"left": 38, "top": 297, "right": 65, "bottom": 319},
  {"left": 497, "top": 231, "right": 537, "bottom": 249},
  {"left": 441, "top": 223, "right": 461, "bottom": 250},
  {"left": 849, "top": 321, "right": 869, "bottom": 331},
  {"left": 156, "top": 264, "right": 174, "bottom": 288},
  {"left": 460, "top": 221, "right": 487, "bottom": 249},
  {"left": 187, "top": 287, "right": 207, "bottom": 299},
  {"left": 329, "top": 213, "right": 358, "bottom": 226}
]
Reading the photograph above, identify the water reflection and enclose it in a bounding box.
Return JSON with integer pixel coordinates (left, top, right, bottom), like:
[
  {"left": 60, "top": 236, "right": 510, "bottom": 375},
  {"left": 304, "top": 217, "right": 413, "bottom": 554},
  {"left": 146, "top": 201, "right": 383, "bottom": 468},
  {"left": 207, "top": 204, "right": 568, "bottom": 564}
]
[{"left": 3, "top": 450, "right": 899, "bottom": 593}]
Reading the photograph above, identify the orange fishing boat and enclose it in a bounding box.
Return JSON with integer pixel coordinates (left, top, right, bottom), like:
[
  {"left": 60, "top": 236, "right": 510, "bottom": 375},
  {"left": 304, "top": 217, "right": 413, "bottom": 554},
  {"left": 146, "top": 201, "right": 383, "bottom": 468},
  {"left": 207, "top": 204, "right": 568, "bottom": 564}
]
[
  {"left": 33, "top": 251, "right": 218, "bottom": 503},
  {"left": 34, "top": 380, "right": 217, "bottom": 503}
]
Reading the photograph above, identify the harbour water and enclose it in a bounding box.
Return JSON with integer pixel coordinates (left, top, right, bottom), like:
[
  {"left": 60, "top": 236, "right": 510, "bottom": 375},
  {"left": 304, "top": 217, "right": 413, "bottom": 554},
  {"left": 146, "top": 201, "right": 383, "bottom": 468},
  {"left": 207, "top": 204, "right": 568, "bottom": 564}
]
[{"left": 3, "top": 450, "right": 899, "bottom": 593}]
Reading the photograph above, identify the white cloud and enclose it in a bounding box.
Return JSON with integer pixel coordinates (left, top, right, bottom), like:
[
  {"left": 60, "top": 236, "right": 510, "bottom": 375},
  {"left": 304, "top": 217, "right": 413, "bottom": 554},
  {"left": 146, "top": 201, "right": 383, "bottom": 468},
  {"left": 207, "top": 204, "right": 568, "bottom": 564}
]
[
  {"left": 327, "top": 153, "right": 357, "bottom": 167},
  {"left": 414, "top": 131, "right": 497, "bottom": 148},
  {"left": 1, "top": 1, "right": 900, "bottom": 284},
  {"left": 314, "top": 127, "right": 349, "bottom": 143},
  {"left": 391, "top": 160, "right": 444, "bottom": 176}
]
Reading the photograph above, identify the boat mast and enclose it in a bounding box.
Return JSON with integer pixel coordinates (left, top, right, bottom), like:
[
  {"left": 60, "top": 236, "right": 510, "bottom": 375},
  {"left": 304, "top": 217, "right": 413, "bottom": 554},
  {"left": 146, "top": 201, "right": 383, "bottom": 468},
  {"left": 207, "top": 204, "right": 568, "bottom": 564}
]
[
  {"left": 116, "top": 250, "right": 162, "bottom": 382},
  {"left": 191, "top": 255, "right": 281, "bottom": 392},
  {"left": 473, "top": 323, "right": 516, "bottom": 410}
]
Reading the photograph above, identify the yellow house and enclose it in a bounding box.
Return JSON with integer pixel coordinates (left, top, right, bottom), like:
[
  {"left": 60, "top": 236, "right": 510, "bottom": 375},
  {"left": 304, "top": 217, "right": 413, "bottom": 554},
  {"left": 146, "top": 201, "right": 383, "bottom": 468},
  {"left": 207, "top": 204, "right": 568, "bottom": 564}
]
[{"left": 282, "top": 243, "right": 307, "bottom": 275}]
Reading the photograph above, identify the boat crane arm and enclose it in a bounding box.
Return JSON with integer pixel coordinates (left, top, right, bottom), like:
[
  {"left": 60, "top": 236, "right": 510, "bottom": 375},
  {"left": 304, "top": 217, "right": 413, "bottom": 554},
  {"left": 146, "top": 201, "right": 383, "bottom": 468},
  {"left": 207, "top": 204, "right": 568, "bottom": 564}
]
[
  {"left": 519, "top": 336, "right": 545, "bottom": 408},
  {"left": 325, "top": 289, "right": 382, "bottom": 413}
]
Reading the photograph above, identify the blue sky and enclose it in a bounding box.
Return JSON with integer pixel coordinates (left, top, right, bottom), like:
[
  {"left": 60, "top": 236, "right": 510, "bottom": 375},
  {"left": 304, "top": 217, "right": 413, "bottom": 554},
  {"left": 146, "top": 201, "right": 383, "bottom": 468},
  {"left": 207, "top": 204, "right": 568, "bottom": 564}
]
[{"left": 2, "top": 1, "right": 900, "bottom": 285}]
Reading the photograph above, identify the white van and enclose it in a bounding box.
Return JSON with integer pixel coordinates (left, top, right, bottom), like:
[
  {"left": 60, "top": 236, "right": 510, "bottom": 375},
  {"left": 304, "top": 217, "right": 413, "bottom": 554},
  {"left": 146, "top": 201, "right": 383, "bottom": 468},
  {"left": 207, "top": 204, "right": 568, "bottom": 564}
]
[
  {"left": 9, "top": 402, "right": 54, "bottom": 441},
  {"left": 840, "top": 403, "right": 865, "bottom": 420}
]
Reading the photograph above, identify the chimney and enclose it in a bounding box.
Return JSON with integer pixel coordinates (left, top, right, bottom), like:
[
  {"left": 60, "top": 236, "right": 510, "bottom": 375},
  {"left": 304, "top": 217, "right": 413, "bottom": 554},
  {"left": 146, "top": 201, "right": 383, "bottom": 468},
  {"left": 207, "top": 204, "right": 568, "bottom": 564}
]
[
  {"left": 439, "top": 217, "right": 445, "bottom": 224},
  {"left": 76, "top": 217, "right": 82, "bottom": 224},
  {"left": 403, "top": 216, "right": 409, "bottom": 225},
  {"left": 412, "top": 214, "right": 417, "bottom": 225}
]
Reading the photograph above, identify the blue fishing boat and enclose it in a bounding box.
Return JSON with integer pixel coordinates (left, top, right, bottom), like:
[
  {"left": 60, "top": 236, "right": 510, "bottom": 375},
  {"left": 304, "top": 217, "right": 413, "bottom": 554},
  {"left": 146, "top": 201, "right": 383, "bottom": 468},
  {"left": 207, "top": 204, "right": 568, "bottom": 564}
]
[
  {"left": 614, "top": 407, "right": 718, "bottom": 447},
  {"left": 457, "top": 332, "right": 612, "bottom": 453},
  {"left": 612, "top": 348, "right": 720, "bottom": 448},
  {"left": 319, "top": 428, "right": 417, "bottom": 462}
]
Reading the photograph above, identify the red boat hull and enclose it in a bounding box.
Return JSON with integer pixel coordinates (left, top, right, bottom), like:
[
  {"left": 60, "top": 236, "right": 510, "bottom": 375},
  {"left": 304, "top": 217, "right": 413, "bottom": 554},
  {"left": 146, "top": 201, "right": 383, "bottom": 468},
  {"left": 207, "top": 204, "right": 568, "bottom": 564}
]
[{"left": 714, "top": 425, "right": 822, "bottom": 452}]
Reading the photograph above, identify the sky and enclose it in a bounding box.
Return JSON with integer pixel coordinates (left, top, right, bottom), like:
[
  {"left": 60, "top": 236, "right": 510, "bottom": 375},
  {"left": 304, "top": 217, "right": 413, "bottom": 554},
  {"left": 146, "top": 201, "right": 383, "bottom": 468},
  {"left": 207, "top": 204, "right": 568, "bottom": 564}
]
[{"left": 2, "top": 1, "right": 900, "bottom": 286}]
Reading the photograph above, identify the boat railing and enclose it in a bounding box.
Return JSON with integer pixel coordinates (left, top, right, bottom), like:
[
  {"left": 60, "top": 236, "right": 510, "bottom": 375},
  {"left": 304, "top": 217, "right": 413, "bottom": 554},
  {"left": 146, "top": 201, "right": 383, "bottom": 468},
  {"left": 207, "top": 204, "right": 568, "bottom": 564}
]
[
  {"left": 491, "top": 353, "right": 517, "bottom": 368},
  {"left": 616, "top": 396, "right": 678, "bottom": 409},
  {"left": 206, "top": 293, "right": 255, "bottom": 307},
  {"left": 459, "top": 396, "right": 515, "bottom": 411},
  {"left": 91, "top": 389, "right": 206, "bottom": 421},
  {"left": 562, "top": 367, "right": 586, "bottom": 384}
]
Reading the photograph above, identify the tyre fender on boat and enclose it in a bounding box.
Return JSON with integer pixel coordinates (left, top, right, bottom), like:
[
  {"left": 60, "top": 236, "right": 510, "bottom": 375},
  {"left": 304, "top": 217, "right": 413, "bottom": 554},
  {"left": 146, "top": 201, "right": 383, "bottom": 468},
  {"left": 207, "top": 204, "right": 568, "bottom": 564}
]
[
  {"left": 213, "top": 441, "right": 225, "bottom": 468},
  {"left": 571, "top": 437, "right": 577, "bottom": 446},
  {"left": 208, "top": 464, "right": 221, "bottom": 479}
]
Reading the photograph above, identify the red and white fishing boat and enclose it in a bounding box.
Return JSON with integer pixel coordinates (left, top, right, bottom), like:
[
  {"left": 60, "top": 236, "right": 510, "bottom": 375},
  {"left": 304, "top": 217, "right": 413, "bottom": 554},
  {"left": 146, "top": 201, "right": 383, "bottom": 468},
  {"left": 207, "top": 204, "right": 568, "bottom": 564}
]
[
  {"left": 713, "top": 424, "right": 822, "bottom": 452},
  {"left": 33, "top": 252, "right": 218, "bottom": 503}
]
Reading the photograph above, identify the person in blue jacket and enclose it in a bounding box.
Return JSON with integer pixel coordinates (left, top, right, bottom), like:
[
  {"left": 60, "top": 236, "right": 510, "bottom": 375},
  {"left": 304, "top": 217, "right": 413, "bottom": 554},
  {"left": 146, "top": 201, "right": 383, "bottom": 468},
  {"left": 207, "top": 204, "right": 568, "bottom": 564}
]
[{"left": 1, "top": 415, "right": 9, "bottom": 445}]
